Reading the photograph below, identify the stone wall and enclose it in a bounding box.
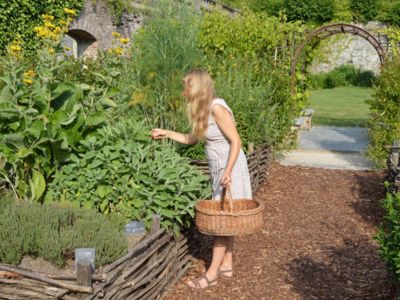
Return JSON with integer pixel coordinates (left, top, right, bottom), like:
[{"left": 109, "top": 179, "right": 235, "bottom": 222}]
[
  {"left": 63, "top": 0, "right": 143, "bottom": 57},
  {"left": 308, "top": 22, "right": 387, "bottom": 75}
]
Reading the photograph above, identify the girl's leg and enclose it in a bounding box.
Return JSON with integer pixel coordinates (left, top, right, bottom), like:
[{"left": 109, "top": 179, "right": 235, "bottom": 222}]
[
  {"left": 220, "top": 236, "right": 233, "bottom": 276},
  {"left": 187, "top": 236, "right": 228, "bottom": 288}
]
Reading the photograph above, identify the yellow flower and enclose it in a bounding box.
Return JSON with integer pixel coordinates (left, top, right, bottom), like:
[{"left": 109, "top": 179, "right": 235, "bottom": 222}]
[
  {"left": 34, "top": 26, "right": 51, "bottom": 38},
  {"left": 112, "top": 32, "right": 121, "bottom": 38},
  {"left": 44, "top": 21, "right": 55, "bottom": 28},
  {"left": 47, "top": 47, "right": 55, "bottom": 54},
  {"left": 9, "top": 45, "right": 22, "bottom": 52},
  {"left": 147, "top": 72, "right": 156, "bottom": 80},
  {"left": 129, "top": 92, "right": 145, "bottom": 106},
  {"left": 42, "top": 14, "right": 54, "bottom": 21},
  {"left": 53, "top": 26, "right": 62, "bottom": 34},
  {"left": 23, "top": 79, "right": 33, "bottom": 85},
  {"left": 119, "top": 37, "right": 130, "bottom": 44},
  {"left": 114, "top": 47, "right": 124, "bottom": 56},
  {"left": 63, "top": 8, "right": 77, "bottom": 15},
  {"left": 59, "top": 20, "right": 68, "bottom": 25},
  {"left": 24, "top": 70, "right": 35, "bottom": 78}
]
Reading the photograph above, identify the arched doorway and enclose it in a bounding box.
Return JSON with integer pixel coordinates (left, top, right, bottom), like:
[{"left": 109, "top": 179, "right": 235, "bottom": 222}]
[
  {"left": 64, "top": 29, "right": 98, "bottom": 58},
  {"left": 290, "top": 23, "right": 387, "bottom": 95}
]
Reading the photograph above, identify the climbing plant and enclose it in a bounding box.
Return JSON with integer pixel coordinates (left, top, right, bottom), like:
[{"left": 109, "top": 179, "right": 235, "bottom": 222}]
[{"left": 0, "top": 0, "right": 84, "bottom": 55}]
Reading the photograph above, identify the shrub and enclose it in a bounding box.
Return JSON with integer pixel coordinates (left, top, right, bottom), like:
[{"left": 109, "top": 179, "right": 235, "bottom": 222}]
[
  {"left": 198, "top": 9, "right": 303, "bottom": 151},
  {"left": 251, "top": 0, "right": 284, "bottom": 16},
  {"left": 283, "top": 0, "right": 335, "bottom": 23},
  {"left": 376, "top": 192, "right": 400, "bottom": 283},
  {"left": 309, "top": 64, "right": 376, "bottom": 89},
  {"left": 46, "top": 120, "right": 210, "bottom": 235},
  {"left": 0, "top": 198, "right": 128, "bottom": 267},
  {"left": 366, "top": 58, "right": 400, "bottom": 168},
  {"left": 0, "top": 15, "right": 119, "bottom": 202},
  {"left": 350, "top": 0, "right": 379, "bottom": 22},
  {"left": 385, "top": 2, "right": 400, "bottom": 28},
  {"left": 213, "top": 57, "right": 294, "bottom": 147}
]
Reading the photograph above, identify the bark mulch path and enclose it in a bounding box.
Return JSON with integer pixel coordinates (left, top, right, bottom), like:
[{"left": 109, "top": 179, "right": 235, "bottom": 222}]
[{"left": 164, "top": 163, "right": 397, "bottom": 300}]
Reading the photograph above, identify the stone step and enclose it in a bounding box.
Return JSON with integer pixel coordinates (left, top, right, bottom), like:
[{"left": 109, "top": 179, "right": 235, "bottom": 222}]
[{"left": 278, "top": 149, "right": 375, "bottom": 170}]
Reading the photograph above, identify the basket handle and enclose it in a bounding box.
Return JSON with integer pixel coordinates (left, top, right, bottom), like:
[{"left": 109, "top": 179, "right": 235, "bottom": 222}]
[{"left": 222, "top": 185, "right": 233, "bottom": 212}]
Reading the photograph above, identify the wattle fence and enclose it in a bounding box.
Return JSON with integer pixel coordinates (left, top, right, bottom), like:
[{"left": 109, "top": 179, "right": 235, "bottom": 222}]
[{"left": 387, "top": 141, "right": 400, "bottom": 194}]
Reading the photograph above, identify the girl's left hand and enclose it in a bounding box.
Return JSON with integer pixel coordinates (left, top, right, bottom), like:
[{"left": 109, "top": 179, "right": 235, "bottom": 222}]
[{"left": 221, "top": 171, "right": 231, "bottom": 187}]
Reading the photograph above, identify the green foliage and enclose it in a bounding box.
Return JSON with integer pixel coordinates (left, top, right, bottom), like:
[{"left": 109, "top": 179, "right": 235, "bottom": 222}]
[
  {"left": 198, "top": 10, "right": 304, "bottom": 150},
  {"left": 0, "top": 36, "right": 116, "bottom": 202},
  {"left": 0, "top": 0, "right": 84, "bottom": 55},
  {"left": 385, "top": 2, "right": 400, "bottom": 28},
  {"left": 376, "top": 192, "right": 400, "bottom": 283},
  {"left": 367, "top": 58, "right": 400, "bottom": 168},
  {"left": 349, "top": 0, "right": 379, "bottom": 22},
  {"left": 214, "top": 57, "right": 294, "bottom": 147},
  {"left": 199, "top": 9, "right": 303, "bottom": 58},
  {"left": 283, "top": 0, "right": 335, "bottom": 23},
  {"left": 46, "top": 120, "right": 210, "bottom": 235},
  {"left": 125, "top": 1, "right": 204, "bottom": 131},
  {"left": 250, "top": 0, "right": 284, "bottom": 16},
  {"left": 250, "top": 0, "right": 335, "bottom": 23},
  {"left": 309, "top": 64, "right": 376, "bottom": 89},
  {"left": 0, "top": 197, "right": 128, "bottom": 267}
]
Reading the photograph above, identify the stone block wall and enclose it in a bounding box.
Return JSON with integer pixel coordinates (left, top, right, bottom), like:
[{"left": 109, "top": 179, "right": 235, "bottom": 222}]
[
  {"left": 63, "top": 0, "right": 143, "bottom": 58},
  {"left": 309, "top": 22, "right": 387, "bottom": 75}
]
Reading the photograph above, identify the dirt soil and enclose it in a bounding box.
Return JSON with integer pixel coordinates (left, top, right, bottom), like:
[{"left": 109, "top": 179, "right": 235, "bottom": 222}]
[{"left": 165, "top": 163, "right": 397, "bottom": 300}]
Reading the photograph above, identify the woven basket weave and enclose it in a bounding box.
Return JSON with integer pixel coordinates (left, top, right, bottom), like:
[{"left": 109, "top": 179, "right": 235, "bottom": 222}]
[{"left": 195, "top": 187, "right": 264, "bottom": 236}]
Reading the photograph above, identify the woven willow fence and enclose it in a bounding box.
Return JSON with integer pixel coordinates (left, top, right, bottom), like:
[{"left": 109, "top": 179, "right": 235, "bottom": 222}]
[
  {"left": 0, "top": 216, "right": 190, "bottom": 300},
  {"left": 387, "top": 141, "right": 400, "bottom": 194}
]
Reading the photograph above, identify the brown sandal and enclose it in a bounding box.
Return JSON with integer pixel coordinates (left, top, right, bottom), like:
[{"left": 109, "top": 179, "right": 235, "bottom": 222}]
[
  {"left": 218, "top": 269, "right": 233, "bottom": 278},
  {"left": 187, "top": 275, "right": 217, "bottom": 289}
]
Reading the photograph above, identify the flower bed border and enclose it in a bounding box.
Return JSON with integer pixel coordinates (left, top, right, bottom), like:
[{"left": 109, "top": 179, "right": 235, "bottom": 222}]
[{"left": 0, "top": 144, "right": 273, "bottom": 299}]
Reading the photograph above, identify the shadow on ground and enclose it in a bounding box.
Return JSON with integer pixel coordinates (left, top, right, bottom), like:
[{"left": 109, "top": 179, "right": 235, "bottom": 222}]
[{"left": 286, "top": 238, "right": 397, "bottom": 299}]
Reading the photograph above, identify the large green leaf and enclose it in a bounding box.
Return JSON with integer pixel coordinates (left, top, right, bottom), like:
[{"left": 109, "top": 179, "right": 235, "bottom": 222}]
[{"left": 30, "top": 170, "right": 46, "bottom": 201}]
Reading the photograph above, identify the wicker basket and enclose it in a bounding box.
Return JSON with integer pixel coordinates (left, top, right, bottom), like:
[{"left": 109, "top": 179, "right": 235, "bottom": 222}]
[{"left": 195, "top": 187, "right": 264, "bottom": 236}]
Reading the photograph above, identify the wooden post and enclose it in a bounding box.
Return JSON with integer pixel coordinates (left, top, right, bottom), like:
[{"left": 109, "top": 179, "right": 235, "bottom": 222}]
[
  {"left": 76, "top": 261, "right": 92, "bottom": 287},
  {"left": 248, "top": 142, "right": 254, "bottom": 154},
  {"left": 151, "top": 215, "right": 161, "bottom": 234}
]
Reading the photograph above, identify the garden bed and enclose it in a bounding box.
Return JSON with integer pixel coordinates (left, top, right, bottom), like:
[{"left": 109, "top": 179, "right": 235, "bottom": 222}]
[
  {"left": 0, "top": 144, "right": 273, "bottom": 299},
  {"left": 0, "top": 217, "right": 190, "bottom": 300}
]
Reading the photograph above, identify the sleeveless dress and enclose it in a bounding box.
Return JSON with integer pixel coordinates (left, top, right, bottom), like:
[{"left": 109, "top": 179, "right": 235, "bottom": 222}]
[{"left": 205, "top": 98, "right": 252, "bottom": 200}]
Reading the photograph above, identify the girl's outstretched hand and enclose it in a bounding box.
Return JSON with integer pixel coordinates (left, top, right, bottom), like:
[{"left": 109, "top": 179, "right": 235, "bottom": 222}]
[{"left": 150, "top": 128, "right": 168, "bottom": 139}]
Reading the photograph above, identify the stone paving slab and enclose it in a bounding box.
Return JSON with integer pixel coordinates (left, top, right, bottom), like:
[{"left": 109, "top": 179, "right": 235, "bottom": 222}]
[
  {"left": 279, "top": 126, "right": 375, "bottom": 170},
  {"left": 298, "top": 126, "right": 369, "bottom": 152},
  {"left": 279, "top": 149, "right": 375, "bottom": 170}
]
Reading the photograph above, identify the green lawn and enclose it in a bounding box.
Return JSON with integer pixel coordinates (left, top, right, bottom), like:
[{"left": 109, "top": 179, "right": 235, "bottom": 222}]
[{"left": 309, "top": 87, "right": 372, "bottom": 127}]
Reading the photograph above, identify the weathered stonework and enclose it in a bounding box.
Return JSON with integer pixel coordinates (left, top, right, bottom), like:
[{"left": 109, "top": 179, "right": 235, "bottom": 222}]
[
  {"left": 63, "top": 0, "right": 143, "bottom": 57},
  {"left": 309, "top": 22, "right": 388, "bottom": 75}
]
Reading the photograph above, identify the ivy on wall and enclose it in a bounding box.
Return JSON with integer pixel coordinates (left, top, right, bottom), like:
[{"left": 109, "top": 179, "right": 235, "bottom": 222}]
[{"left": 0, "top": 0, "right": 85, "bottom": 55}]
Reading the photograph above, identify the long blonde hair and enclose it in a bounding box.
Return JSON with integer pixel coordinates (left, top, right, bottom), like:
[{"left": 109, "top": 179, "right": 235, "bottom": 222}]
[{"left": 183, "top": 69, "right": 216, "bottom": 139}]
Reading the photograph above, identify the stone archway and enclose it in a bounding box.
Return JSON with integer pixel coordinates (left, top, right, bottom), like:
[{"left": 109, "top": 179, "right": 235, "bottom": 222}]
[
  {"left": 65, "top": 29, "right": 98, "bottom": 58},
  {"left": 290, "top": 23, "right": 387, "bottom": 94}
]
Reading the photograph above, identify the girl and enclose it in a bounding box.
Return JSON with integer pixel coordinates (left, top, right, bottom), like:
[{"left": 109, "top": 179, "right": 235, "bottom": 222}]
[{"left": 151, "top": 69, "right": 252, "bottom": 289}]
